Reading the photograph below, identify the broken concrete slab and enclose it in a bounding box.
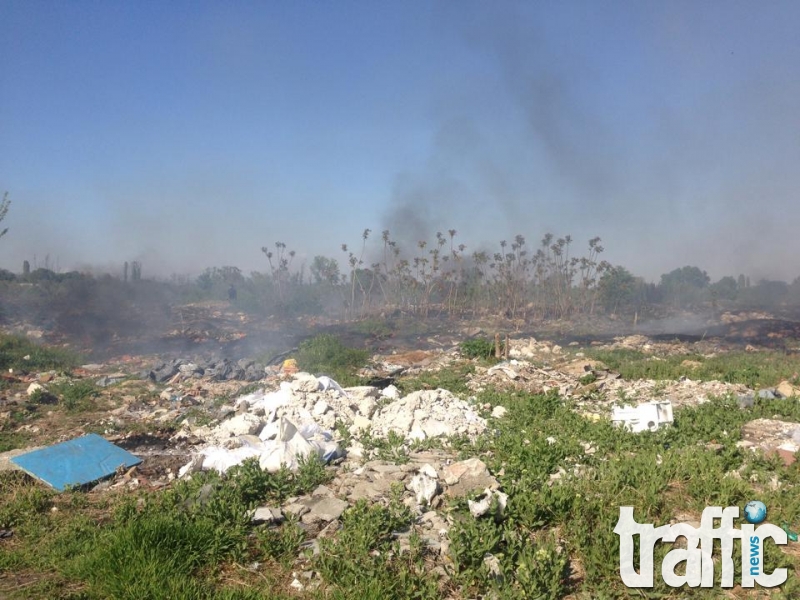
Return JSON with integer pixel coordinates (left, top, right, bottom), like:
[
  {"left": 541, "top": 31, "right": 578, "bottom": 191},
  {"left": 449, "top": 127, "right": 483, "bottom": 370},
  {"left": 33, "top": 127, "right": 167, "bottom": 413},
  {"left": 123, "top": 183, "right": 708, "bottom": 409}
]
[
  {"left": 300, "top": 496, "right": 349, "bottom": 523},
  {"left": 442, "top": 458, "right": 499, "bottom": 497},
  {"left": 10, "top": 434, "right": 142, "bottom": 491}
]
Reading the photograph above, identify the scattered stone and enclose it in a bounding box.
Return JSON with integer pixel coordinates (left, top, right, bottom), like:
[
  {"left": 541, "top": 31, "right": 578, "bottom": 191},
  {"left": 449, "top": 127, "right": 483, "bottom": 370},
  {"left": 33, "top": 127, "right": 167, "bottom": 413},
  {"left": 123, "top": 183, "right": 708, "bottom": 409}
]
[
  {"left": 777, "top": 380, "right": 798, "bottom": 399},
  {"left": 251, "top": 506, "right": 284, "bottom": 524},
  {"left": 741, "top": 419, "right": 800, "bottom": 466},
  {"left": 491, "top": 406, "right": 508, "bottom": 419},
  {"left": 442, "top": 458, "right": 499, "bottom": 497},
  {"left": 301, "top": 496, "right": 348, "bottom": 523}
]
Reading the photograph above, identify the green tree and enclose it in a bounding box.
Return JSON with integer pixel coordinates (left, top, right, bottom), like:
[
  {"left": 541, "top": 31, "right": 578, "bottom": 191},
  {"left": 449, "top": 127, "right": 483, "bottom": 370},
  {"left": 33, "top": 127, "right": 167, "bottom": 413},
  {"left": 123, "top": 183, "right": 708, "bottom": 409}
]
[
  {"left": 710, "top": 276, "right": 738, "bottom": 301},
  {"left": 309, "top": 255, "right": 341, "bottom": 286},
  {"left": 598, "top": 266, "right": 636, "bottom": 314},
  {"left": 659, "top": 266, "right": 710, "bottom": 308}
]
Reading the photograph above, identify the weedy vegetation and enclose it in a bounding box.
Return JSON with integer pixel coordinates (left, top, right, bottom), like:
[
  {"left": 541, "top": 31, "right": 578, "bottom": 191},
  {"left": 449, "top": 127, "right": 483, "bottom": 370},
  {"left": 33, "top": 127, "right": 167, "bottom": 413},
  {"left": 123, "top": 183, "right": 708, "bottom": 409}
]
[
  {"left": 3, "top": 341, "right": 800, "bottom": 599},
  {"left": 294, "top": 334, "right": 369, "bottom": 386}
]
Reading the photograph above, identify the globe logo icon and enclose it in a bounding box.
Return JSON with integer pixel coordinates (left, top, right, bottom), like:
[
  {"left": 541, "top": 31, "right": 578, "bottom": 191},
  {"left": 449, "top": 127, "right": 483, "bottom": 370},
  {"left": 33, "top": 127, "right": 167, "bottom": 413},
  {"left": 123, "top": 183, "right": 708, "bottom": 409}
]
[{"left": 745, "top": 500, "right": 767, "bottom": 524}]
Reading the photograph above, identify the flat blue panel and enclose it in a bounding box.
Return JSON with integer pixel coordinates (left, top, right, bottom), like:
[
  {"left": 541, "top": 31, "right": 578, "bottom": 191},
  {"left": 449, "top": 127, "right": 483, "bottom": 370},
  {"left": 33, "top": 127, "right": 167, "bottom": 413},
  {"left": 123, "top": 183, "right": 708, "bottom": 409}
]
[{"left": 10, "top": 434, "right": 142, "bottom": 491}]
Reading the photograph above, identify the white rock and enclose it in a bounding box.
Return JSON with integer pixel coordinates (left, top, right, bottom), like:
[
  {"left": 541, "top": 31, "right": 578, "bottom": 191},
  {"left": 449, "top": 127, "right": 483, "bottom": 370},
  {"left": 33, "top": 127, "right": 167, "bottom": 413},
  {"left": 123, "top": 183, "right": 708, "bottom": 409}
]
[
  {"left": 408, "top": 471, "right": 440, "bottom": 505},
  {"left": 350, "top": 415, "right": 371, "bottom": 432},
  {"left": 419, "top": 463, "right": 439, "bottom": 479},
  {"left": 27, "top": 382, "right": 44, "bottom": 396},
  {"left": 491, "top": 406, "right": 508, "bottom": 419},
  {"left": 468, "top": 489, "right": 508, "bottom": 518},
  {"left": 216, "top": 413, "right": 264, "bottom": 437},
  {"left": 357, "top": 396, "right": 377, "bottom": 418},
  {"left": 291, "top": 374, "right": 320, "bottom": 393},
  {"left": 313, "top": 400, "right": 329, "bottom": 416},
  {"left": 382, "top": 384, "right": 401, "bottom": 399}
]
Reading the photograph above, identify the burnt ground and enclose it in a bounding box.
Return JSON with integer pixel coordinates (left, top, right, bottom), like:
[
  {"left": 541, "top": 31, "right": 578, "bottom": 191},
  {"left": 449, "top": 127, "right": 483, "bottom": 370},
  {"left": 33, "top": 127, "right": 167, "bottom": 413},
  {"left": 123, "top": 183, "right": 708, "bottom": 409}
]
[{"left": 77, "top": 307, "right": 800, "bottom": 367}]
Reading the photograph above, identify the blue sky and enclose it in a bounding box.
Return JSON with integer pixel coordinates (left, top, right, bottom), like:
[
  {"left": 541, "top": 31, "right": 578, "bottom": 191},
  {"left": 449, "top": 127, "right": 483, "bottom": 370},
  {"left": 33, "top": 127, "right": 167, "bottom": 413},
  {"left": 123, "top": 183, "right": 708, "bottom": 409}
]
[{"left": 2, "top": 1, "right": 800, "bottom": 282}]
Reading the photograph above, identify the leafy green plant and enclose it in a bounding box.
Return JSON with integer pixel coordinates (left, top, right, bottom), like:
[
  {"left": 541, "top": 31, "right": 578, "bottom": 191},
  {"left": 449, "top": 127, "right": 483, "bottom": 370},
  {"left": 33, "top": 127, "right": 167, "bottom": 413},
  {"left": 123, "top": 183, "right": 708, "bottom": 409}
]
[
  {"left": 295, "top": 333, "right": 369, "bottom": 385},
  {"left": 49, "top": 379, "right": 98, "bottom": 411},
  {"left": 460, "top": 337, "right": 501, "bottom": 359},
  {"left": 257, "top": 516, "right": 305, "bottom": 566}
]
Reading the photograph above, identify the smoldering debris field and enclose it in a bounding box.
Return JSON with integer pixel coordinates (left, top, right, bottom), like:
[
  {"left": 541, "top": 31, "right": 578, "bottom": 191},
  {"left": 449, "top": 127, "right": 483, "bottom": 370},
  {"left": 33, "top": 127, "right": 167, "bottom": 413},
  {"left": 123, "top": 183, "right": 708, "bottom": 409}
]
[{"left": 3, "top": 289, "right": 800, "bottom": 599}]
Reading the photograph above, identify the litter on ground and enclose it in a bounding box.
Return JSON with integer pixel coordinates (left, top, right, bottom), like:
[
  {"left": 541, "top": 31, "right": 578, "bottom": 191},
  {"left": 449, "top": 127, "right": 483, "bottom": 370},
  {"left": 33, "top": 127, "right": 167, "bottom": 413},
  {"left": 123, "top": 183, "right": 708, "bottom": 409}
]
[{"left": 10, "top": 433, "right": 142, "bottom": 492}]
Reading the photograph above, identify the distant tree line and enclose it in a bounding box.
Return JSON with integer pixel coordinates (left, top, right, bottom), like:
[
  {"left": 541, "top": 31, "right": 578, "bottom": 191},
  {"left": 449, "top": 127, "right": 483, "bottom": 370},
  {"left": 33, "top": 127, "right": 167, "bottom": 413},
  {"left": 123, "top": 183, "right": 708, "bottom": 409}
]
[{"left": 4, "top": 228, "right": 800, "bottom": 332}]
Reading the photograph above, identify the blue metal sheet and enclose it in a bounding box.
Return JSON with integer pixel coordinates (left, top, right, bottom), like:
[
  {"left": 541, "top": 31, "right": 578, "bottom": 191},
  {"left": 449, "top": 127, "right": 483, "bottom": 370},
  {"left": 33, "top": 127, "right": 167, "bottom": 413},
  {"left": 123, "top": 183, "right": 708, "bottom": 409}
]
[{"left": 10, "top": 434, "right": 141, "bottom": 491}]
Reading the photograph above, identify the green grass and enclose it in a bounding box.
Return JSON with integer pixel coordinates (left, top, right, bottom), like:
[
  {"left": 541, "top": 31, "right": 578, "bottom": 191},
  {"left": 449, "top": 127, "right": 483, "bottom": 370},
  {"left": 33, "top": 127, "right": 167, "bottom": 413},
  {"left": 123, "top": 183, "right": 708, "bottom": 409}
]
[
  {"left": 0, "top": 333, "right": 81, "bottom": 372},
  {"left": 586, "top": 347, "right": 800, "bottom": 388},
  {"left": 0, "top": 456, "right": 330, "bottom": 600},
  {"left": 459, "top": 337, "right": 504, "bottom": 360},
  {"left": 460, "top": 388, "right": 800, "bottom": 597},
  {"left": 396, "top": 363, "right": 475, "bottom": 395},
  {"left": 48, "top": 379, "right": 99, "bottom": 412},
  {"left": 4, "top": 351, "right": 800, "bottom": 598},
  {"left": 294, "top": 334, "right": 369, "bottom": 386}
]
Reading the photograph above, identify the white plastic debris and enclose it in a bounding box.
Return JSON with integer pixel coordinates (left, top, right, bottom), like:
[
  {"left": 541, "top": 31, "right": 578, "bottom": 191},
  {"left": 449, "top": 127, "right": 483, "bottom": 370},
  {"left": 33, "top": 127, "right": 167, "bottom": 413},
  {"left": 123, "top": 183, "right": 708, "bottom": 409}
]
[
  {"left": 611, "top": 400, "right": 674, "bottom": 433},
  {"left": 317, "top": 375, "right": 347, "bottom": 397},
  {"left": 468, "top": 488, "right": 508, "bottom": 518},
  {"left": 236, "top": 384, "right": 293, "bottom": 412}
]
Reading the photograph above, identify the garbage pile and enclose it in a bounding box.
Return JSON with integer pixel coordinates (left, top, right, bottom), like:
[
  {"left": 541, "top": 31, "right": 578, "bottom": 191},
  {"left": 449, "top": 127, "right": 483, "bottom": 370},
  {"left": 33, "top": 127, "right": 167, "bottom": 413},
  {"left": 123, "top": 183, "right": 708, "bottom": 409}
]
[{"left": 178, "top": 372, "right": 487, "bottom": 477}]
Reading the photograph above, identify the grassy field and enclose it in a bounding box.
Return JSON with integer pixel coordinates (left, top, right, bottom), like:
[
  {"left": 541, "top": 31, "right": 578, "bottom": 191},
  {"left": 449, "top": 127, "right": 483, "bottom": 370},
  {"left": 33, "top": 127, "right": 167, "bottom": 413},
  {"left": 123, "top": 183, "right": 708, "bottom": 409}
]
[{"left": 2, "top": 339, "right": 800, "bottom": 598}]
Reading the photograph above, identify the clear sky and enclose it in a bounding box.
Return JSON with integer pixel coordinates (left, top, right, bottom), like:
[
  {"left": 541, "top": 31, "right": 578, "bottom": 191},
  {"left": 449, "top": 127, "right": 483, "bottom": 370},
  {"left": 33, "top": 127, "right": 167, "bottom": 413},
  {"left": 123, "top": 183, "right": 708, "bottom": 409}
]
[{"left": 2, "top": 1, "right": 800, "bottom": 282}]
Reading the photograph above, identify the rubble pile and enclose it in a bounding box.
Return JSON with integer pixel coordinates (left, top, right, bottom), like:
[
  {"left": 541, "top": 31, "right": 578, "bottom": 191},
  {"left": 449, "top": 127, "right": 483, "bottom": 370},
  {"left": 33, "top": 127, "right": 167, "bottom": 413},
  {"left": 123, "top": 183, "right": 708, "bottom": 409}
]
[
  {"left": 177, "top": 372, "right": 487, "bottom": 477},
  {"left": 740, "top": 419, "right": 800, "bottom": 466},
  {"left": 248, "top": 452, "right": 502, "bottom": 560},
  {"left": 370, "top": 389, "right": 485, "bottom": 441},
  {"left": 468, "top": 356, "right": 748, "bottom": 416}
]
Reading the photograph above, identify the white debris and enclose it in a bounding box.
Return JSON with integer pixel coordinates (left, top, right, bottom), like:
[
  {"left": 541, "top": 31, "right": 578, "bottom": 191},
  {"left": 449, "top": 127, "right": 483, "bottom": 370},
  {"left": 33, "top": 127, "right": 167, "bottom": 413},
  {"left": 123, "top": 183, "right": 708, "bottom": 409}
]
[
  {"left": 611, "top": 400, "right": 674, "bottom": 433},
  {"left": 381, "top": 384, "right": 401, "bottom": 399},
  {"left": 468, "top": 488, "right": 508, "bottom": 518},
  {"left": 371, "top": 389, "right": 486, "bottom": 441},
  {"left": 216, "top": 413, "right": 264, "bottom": 437},
  {"left": 318, "top": 375, "right": 347, "bottom": 396},
  {"left": 491, "top": 406, "right": 508, "bottom": 419},
  {"left": 408, "top": 465, "right": 440, "bottom": 505},
  {"left": 180, "top": 374, "right": 486, "bottom": 477},
  {"left": 27, "top": 382, "right": 44, "bottom": 396}
]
